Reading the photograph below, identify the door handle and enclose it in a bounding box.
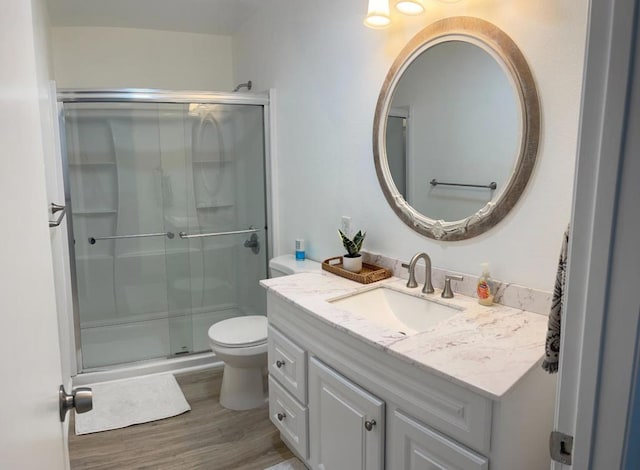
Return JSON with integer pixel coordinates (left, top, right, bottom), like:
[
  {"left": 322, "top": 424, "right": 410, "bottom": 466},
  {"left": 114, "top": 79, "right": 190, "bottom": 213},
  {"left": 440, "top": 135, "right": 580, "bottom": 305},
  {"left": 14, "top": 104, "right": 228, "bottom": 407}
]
[
  {"left": 59, "top": 384, "right": 93, "bottom": 422},
  {"left": 49, "top": 203, "right": 66, "bottom": 228}
]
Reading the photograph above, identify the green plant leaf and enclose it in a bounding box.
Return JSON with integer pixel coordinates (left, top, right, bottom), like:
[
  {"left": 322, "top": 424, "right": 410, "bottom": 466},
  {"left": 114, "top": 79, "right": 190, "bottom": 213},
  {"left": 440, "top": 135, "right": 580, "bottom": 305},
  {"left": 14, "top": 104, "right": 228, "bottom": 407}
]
[
  {"left": 338, "top": 229, "right": 365, "bottom": 257},
  {"left": 353, "top": 230, "right": 366, "bottom": 253}
]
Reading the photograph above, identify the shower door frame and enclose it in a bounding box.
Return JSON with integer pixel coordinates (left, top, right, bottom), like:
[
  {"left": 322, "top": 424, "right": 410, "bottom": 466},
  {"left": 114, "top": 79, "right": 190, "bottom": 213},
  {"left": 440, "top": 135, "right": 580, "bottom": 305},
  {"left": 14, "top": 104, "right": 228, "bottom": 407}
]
[{"left": 57, "top": 88, "right": 275, "bottom": 376}]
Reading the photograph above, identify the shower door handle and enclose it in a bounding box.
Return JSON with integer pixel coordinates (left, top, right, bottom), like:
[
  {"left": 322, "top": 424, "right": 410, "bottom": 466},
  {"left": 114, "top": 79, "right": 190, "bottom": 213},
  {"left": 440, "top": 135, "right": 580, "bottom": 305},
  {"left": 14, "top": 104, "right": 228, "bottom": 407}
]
[
  {"left": 59, "top": 384, "right": 93, "bottom": 422},
  {"left": 89, "top": 232, "right": 175, "bottom": 245}
]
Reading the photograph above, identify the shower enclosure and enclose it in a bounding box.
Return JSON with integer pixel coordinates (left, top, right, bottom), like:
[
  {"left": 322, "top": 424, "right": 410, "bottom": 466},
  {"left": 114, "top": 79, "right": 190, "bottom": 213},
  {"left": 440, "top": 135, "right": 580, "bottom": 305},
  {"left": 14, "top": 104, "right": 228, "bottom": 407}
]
[{"left": 59, "top": 89, "right": 270, "bottom": 371}]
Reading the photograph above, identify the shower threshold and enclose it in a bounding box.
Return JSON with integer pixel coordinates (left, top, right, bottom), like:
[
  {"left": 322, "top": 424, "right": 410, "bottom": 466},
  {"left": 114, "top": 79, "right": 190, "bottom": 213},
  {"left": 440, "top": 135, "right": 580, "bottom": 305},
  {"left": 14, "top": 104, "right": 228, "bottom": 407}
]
[{"left": 73, "top": 351, "right": 223, "bottom": 387}]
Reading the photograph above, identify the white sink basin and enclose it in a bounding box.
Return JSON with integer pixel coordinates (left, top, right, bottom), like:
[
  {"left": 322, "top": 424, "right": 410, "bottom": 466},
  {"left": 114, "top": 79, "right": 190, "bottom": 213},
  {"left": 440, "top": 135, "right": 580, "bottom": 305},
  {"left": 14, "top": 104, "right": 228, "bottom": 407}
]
[{"left": 329, "top": 287, "right": 461, "bottom": 335}]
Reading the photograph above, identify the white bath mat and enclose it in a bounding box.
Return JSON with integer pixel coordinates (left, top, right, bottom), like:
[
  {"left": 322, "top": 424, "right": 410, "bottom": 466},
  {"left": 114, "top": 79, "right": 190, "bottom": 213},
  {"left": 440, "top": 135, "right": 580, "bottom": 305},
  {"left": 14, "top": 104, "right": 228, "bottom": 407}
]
[
  {"left": 264, "top": 457, "right": 307, "bottom": 470},
  {"left": 74, "top": 374, "right": 191, "bottom": 435}
]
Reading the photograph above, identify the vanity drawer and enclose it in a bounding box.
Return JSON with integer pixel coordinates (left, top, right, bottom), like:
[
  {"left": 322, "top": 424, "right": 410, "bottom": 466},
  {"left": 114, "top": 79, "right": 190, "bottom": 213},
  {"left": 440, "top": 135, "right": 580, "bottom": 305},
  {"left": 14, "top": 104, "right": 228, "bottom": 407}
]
[
  {"left": 268, "top": 325, "right": 307, "bottom": 403},
  {"left": 389, "top": 409, "right": 488, "bottom": 470},
  {"left": 269, "top": 376, "right": 309, "bottom": 459}
]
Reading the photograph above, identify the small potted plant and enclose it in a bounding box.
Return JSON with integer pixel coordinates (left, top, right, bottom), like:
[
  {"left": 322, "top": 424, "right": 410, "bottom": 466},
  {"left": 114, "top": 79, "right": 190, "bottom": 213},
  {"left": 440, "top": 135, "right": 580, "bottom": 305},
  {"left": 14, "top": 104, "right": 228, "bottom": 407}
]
[{"left": 338, "top": 229, "right": 366, "bottom": 273}]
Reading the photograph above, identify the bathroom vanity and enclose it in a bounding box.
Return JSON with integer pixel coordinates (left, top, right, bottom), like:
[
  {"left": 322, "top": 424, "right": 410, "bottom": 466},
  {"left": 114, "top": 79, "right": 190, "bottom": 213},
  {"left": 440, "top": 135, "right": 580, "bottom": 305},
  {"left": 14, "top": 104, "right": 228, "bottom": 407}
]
[
  {"left": 261, "top": 272, "right": 555, "bottom": 470},
  {"left": 255, "top": 17, "right": 555, "bottom": 468}
]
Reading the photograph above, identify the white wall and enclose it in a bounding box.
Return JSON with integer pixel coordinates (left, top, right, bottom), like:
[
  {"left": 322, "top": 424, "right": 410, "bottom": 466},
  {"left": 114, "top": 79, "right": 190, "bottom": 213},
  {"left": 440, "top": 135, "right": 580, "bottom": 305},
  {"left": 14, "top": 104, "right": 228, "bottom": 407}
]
[
  {"left": 50, "top": 26, "right": 234, "bottom": 90},
  {"left": 232, "top": 0, "right": 588, "bottom": 291}
]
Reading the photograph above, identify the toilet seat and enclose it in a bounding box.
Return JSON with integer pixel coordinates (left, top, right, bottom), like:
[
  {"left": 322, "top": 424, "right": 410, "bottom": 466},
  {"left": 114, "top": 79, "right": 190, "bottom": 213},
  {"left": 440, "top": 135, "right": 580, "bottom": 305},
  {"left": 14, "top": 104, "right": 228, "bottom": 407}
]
[{"left": 208, "top": 315, "right": 268, "bottom": 348}]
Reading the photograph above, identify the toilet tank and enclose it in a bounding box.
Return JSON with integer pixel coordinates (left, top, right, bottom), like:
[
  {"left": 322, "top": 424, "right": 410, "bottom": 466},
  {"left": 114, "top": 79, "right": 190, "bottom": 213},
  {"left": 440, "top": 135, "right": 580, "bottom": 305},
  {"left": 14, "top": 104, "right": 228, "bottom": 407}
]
[{"left": 269, "top": 255, "right": 322, "bottom": 278}]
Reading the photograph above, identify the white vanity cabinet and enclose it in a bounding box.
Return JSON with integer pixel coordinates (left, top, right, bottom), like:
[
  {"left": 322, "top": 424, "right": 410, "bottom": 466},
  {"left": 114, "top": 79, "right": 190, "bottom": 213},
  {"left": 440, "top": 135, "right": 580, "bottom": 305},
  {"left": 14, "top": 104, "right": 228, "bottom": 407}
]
[
  {"left": 269, "top": 376, "right": 309, "bottom": 458},
  {"left": 266, "top": 292, "right": 554, "bottom": 470},
  {"left": 389, "top": 409, "right": 488, "bottom": 470},
  {"left": 267, "top": 325, "right": 309, "bottom": 459},
  {"left": 268, "top": 325, "right": 307, "bottom": 403},
  {"left": 308, "top": 357, "right": 384, "bottom": 470}
]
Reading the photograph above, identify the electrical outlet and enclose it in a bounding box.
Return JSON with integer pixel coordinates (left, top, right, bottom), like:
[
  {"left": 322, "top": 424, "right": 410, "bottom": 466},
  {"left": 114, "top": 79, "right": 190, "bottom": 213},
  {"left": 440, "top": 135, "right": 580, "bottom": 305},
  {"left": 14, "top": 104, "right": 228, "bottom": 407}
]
[{"left": 341, "top": 216, "right": 351, "bottom": 237}]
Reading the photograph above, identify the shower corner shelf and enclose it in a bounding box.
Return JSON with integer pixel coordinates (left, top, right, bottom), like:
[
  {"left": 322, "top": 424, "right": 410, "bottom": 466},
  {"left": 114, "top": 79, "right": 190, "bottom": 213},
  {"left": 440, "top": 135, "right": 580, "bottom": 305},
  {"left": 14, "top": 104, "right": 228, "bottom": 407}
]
[
  {"left": 68, "top": 161, "right": 117, "bottom": 166},
  {"left": 72, "top": 209, "right": 118, "bottom": 215},
  {"left": 195, "top": 203, "right": 234, "bottom": 210}
]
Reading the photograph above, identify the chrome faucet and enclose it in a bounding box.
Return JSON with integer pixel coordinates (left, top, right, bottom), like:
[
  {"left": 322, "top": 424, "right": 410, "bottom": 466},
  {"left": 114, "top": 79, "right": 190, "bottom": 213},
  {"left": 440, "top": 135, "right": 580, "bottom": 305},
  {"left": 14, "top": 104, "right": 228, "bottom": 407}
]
[{"left": 405, "top": 252, "right": 434, "bottom": 294}]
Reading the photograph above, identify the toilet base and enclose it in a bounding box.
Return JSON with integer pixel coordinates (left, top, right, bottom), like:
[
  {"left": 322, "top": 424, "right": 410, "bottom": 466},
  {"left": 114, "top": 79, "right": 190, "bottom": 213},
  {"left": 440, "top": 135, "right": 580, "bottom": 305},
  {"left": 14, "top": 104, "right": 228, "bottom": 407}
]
[{"left": 219, "top": 363, "right": 266, "bottom": 411}]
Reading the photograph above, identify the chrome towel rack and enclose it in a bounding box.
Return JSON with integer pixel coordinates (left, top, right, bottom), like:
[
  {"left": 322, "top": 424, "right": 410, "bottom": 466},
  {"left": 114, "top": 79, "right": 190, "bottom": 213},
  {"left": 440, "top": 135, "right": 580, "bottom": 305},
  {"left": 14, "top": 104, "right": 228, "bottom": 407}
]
[
  {"left": 89, "top": 232, "right": 175, "bottom": 245},
  {"left": 430, "top": 179, "right": 497, "bottom": 190},
  {"left": 179, "top": 227, "right": 259, "bottom": 239}
]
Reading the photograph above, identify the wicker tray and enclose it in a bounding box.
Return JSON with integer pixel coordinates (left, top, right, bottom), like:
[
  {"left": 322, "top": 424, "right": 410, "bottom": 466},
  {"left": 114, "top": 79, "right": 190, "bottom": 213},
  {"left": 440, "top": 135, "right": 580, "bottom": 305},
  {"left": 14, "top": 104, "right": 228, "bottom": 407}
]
[{"left": 322, "top": 256, "right": 392, "bottom": 284}]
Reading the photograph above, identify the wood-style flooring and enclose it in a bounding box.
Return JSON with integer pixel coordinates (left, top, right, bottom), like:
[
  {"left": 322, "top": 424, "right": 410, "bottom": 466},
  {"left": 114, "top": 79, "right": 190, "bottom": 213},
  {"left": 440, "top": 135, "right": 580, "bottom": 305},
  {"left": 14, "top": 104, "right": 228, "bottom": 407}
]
[{"left": 69, "top": 369, "right": 293, "bottom": 470}]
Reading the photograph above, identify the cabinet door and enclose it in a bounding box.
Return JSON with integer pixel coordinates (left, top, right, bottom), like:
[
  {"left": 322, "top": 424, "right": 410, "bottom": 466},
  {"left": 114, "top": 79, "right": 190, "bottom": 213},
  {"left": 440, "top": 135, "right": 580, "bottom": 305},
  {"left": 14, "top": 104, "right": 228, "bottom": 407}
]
[
  {"left": 309, "top": 357, "right": 384, "bottom": 470},
  {"left": 389, "top": 409, "right": 488, "bottom": 470}
]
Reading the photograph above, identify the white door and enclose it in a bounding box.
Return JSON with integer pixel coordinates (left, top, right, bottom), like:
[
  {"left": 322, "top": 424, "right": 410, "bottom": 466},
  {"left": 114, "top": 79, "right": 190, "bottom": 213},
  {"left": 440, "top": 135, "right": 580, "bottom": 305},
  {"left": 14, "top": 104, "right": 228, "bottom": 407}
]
[
  {"left": 308, "top": 358, "right": 384, "bottom": 470},
  {"left": 0, "top": 0, "right": 70, "bottom": 469},
  {"left": 552, "top": 0, "right": 640, "bottom": 468}
]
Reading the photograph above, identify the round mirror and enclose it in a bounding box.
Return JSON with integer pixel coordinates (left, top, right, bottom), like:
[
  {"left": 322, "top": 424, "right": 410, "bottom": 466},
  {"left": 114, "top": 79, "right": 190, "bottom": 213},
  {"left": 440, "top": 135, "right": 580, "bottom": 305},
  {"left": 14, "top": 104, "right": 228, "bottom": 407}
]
[{"left": 374, "top": 17, "right": 540, "bottom": 241}]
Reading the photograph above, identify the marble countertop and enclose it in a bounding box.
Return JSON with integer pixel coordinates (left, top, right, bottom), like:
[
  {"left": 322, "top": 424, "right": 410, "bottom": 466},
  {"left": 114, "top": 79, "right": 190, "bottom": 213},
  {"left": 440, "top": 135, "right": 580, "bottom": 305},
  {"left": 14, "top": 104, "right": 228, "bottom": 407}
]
[{"left": 260, "top": 271, "right": 549, "bottom": 400}]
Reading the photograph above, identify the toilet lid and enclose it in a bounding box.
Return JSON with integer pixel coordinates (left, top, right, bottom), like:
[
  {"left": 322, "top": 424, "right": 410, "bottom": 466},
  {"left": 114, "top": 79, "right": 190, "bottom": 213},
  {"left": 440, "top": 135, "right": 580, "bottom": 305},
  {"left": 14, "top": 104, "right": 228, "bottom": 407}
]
[{"left": 208, "top": 315, "right": 268, "bottom": 348}]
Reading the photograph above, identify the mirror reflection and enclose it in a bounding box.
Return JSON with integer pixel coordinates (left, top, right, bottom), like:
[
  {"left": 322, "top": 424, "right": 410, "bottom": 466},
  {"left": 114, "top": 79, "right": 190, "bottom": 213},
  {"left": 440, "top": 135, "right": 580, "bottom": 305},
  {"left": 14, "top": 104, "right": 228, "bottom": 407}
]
[{"left": 385, "top": 40, "right": 521, "bottom": 222}]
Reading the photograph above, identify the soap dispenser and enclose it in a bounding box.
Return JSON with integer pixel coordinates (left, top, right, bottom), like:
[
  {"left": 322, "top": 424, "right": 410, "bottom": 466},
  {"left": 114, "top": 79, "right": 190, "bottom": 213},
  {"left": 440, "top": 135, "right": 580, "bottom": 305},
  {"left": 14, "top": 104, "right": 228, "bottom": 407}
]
[{"left": 477, "top": 263, "right": 495, "bottom": 306}]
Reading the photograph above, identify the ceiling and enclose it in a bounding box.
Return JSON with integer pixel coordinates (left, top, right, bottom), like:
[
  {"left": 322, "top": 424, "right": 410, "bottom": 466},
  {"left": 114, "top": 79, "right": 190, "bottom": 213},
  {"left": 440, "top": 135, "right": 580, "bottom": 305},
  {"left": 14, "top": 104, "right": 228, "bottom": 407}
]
[{"left": 46, "top": 0, "right": 266, "bottom": 35}]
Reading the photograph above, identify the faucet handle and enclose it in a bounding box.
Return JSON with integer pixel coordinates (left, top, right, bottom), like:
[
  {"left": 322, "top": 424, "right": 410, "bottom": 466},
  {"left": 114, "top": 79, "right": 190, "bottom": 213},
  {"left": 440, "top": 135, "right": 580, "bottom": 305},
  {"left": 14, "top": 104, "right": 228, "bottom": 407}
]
[
  {"left": 442, "top": 274, "right": 464, "bottom": 298},
  {"left": 402, "top": 262, "right": 418, "bottom": 288}
]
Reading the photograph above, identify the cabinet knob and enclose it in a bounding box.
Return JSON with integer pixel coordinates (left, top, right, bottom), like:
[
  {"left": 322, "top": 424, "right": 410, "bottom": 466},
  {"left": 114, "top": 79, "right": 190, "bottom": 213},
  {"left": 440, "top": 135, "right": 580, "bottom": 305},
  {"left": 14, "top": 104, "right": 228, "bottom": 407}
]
[
  {"left": 364, "top": 419, "right": 376, "bottom": 431},
  {"left": 277, "top": 412, "right": 286, "bottom": 421},
  {"left": 276, "top": 360, "right": 285, "bottom": 368}
]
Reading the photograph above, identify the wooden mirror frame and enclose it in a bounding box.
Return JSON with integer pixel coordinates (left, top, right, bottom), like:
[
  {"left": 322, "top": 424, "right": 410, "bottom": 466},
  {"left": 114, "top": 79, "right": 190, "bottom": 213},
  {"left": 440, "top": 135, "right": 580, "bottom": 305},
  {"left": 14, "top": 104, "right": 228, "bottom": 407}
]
[{"left": 373, "top": 17, "right": 540, "bottom": 241}]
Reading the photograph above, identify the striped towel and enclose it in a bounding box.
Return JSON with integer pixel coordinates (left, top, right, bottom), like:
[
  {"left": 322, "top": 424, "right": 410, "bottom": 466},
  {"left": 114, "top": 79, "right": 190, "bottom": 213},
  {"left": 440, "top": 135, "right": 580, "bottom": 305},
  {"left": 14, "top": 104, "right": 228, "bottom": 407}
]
[{"left": 542, "top": 226, "right": 570, "bottom": 373}]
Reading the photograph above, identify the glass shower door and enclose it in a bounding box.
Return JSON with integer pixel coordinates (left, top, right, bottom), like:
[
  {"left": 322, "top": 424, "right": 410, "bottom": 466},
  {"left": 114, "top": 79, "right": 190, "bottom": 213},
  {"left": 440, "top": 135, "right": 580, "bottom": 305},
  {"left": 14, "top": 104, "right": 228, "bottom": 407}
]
[
  {"left": 180, "top": 103, "right": 267, "bottom": 352},
  {"left": 63, "top": 98, "right": 267, "bottom": 370},
  {"left": 65, "top": 102, "right": 192, "bottom": 368}
]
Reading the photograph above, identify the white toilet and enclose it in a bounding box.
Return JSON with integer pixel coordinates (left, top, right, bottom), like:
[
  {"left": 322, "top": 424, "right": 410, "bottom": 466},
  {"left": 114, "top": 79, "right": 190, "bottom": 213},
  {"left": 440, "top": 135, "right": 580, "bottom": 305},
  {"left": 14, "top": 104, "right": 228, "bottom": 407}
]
[
  {"left": 268, "top": 254, "right": 322, "bottom": 278},
  {"left": 208, "top": 255, "right": 321, "bottom": 410}
]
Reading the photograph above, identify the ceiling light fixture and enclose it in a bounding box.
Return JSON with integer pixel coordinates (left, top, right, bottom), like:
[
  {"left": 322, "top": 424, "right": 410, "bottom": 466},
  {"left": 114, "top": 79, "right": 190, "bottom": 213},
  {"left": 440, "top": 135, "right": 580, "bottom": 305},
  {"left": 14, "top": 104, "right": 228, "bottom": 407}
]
[
  {"left": 394, "top": 0, "right": 425, "bottom": 15},
  {"left": 364, "top": 0, "right": 392, "bottom": 29}
]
